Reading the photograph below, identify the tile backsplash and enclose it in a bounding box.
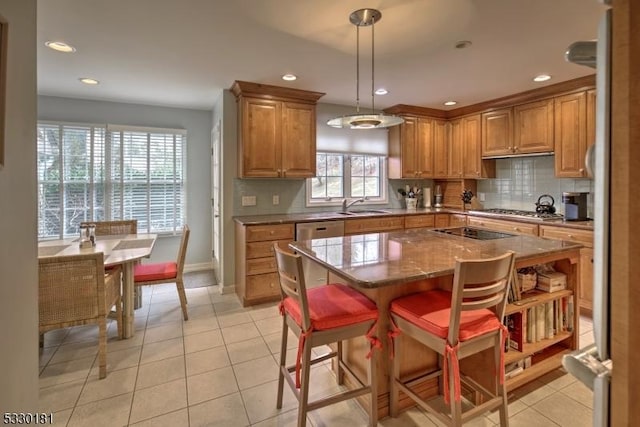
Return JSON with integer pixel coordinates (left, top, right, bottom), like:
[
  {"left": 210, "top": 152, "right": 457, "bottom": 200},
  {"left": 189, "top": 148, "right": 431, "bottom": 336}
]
[
  {"left": 233, "top": 178, "right": 432, "bottom": 216},
  {"left": 476, "top": 156, "right": 594, "bottom": 217},
  {"left": 233, "top": 156, "right": 593, "bottom": 218}
]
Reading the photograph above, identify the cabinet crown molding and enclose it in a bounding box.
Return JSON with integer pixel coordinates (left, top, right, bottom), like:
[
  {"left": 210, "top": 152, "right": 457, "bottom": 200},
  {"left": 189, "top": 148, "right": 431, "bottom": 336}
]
[{"left": 231, "top": 80, "right": 325, "bottom": 103}]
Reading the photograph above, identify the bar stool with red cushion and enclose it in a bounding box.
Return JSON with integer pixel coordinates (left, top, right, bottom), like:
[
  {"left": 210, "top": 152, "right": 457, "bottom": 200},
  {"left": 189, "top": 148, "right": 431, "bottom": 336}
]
[
  {"left": 134, "top": 225, "right": 190, "bottom": 320},
  {"left": 273, "top": 243, "right": 380, "bottom": 427},
  {"left": 389, "top": 251, "right": 515, "bottom": 426}
]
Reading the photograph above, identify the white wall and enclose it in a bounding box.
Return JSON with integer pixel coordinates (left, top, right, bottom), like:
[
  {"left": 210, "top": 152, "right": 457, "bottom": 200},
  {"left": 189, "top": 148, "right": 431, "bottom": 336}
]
[
  {"left": 0, "top": 0, "right": 39, "bottom": 411},
  {"left": 38, "top": 96, "right": 213, "bottom": 269}
]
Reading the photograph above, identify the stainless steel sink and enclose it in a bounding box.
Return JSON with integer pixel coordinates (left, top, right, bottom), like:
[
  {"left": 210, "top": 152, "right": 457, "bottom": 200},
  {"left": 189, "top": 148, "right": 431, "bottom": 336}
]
[{"left": 337, "top": 209, "right": 391, "bottom": 216}]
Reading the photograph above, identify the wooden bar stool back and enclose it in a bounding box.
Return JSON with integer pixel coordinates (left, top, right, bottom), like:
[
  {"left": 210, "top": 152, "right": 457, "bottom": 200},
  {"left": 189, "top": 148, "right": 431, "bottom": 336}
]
[
  {"left": 389, "top": 251, "right": 516, "bottom": 426},
  {"left": 273, "top": 243, "right": 380, "bottom": 427}
]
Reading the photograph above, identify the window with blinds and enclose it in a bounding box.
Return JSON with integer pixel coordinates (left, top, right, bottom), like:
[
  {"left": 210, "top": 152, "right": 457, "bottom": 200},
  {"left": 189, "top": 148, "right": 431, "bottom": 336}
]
[{"left": 37, "top": 122, "right": 186, "bottom": 238}]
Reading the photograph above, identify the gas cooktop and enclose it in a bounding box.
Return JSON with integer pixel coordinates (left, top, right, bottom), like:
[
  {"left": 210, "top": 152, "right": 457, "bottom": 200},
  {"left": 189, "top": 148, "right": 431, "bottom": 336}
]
[
  {"left": 468, "top": 208, "right": 564, "bottom": 221},
  {"left": 433, "top": 227, "right": 516, "bottom": 240}
]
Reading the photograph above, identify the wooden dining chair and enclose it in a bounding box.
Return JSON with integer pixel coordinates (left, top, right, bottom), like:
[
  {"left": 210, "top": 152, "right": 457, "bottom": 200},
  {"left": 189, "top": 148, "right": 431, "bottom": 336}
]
[
  {"left": 38, "top": 252, "right": 123, "bottom": 379},
  {"left": 133, "top": 225, "right": 190, "bottom": 320},
  {"left": 273, "top": 243, "right": 380, "bottom": 427},
  {"left": 389, "top": 251, "right": 516, "bottom": 426},
  {"left": 81, "top": 220, "right": 137, "bottom": 236}
]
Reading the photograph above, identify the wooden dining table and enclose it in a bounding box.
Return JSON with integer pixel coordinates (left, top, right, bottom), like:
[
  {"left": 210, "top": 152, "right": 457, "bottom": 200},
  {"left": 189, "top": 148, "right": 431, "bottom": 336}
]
[{"left": 38, "top": 233, "right": 157, "bottom": 338}]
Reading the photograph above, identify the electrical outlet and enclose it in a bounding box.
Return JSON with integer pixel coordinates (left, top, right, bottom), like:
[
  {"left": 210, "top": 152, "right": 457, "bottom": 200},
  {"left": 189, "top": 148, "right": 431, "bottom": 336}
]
[
  {"left": 241, "top": 196, "right": 256, "bottom": 206},
  {"left": 478, "top": 192, "right": 486, "bottom": 202},
  {"left": 272, "top": 195, "right": 280, "bottom": 205}
]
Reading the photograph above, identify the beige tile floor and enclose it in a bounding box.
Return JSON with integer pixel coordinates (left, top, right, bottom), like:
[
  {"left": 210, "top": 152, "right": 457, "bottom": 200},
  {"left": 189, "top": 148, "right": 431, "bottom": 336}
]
[{"left": 38, "top": 281, "right": 596, "bottom": 426}]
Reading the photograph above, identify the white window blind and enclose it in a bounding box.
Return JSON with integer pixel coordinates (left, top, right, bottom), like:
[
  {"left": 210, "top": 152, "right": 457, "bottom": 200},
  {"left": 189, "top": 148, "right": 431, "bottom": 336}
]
[{"left": 37, "top": 122, "right": 186, "bottom": 238}]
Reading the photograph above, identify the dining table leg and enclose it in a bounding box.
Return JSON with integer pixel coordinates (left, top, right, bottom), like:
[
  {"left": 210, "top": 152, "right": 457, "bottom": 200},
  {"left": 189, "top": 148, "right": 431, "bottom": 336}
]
[{"left": 122, "top": 261, "right": 135, "bottom": 338}]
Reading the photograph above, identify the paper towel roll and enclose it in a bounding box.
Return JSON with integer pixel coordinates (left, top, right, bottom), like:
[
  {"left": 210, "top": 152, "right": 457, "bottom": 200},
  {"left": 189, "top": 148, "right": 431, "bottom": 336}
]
[{"left": 423, "top": 188, "right": 431, "bottom": 207}]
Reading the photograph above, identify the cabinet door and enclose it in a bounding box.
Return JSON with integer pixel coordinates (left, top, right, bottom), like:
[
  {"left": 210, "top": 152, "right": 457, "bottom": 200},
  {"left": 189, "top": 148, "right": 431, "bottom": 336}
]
[
  {"left": 481, "top": 108, "right": 513, "bottom": 157},
  {"left": 282, "top": 102, "right": 316, "bottom": 178},
  {"left": 433, "top": 120, "right": 449, "bottom": 178},
  {"left": 400, "top": 117, "right": 419, "bottom": 178},
  {"left": 514, "top": 99, "right": 555, "bottom": 154},
  {"left": 462, "top": 114, "right": 482, "bottom": 178},
  {"left": 240, "top": 98, "right": 281, "bottom": 177},
  {"left": 416, "top": 118, "right": 434, "bottom": 177},
  {"left": 586, "top": 89, "right": 596, "bottom": 174},
  {"left": 449, "top": 214, "right": 467, "bottom": 227},
  {"left": 554, "top": 92, "right": 587, "bottom": 177},
  {"left": 579, "top": 248, "right": 594, "bottom": 313},
  {"left": 448, "top": 119, "right": 463, "bottom": 178}
]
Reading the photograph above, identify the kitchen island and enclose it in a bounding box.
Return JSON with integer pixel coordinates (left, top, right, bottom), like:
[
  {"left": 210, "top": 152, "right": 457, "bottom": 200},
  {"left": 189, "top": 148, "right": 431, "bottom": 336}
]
[{"left": 289, "top": 227, "right": 583, "bottom": 418}]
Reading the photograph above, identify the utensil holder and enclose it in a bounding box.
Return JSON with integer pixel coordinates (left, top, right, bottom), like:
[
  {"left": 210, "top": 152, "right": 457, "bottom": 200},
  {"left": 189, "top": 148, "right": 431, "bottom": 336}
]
[{"left": 406, "top": 198, "right": 417, "bottom": 210}]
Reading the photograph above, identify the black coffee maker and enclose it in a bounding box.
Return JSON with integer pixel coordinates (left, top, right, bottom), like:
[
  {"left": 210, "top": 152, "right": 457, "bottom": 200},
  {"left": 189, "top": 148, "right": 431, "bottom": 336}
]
[{"left": 562, "top": 192, "right": 589, "bottom": 221}]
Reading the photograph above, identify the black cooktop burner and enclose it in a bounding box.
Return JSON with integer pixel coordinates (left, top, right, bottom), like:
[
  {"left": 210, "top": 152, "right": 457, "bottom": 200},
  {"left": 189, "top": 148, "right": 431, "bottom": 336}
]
[{"left": 433, "top": 227, "right": 516, "bottom": 240}]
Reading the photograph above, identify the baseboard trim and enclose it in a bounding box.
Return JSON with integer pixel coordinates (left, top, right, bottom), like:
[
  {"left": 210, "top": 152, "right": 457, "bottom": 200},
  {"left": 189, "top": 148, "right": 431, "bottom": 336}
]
[
  {"left": 184, "top": 262, "right": 214, "bottom": 273},
  {"left": 220, "top": 285, "right": 236, "bottom": 295}
]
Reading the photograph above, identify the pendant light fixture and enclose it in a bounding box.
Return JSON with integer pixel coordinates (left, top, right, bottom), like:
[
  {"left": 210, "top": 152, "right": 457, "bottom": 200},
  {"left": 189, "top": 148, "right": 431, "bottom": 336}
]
[{"left": 327, "top": 8, "right": 404, "bottom": 129}]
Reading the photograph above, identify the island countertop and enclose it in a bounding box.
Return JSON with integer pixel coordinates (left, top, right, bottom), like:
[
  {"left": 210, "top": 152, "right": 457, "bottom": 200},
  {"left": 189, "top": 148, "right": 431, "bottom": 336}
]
[{"left": 289, "top": 228, "right": 582, "bottom": 288}]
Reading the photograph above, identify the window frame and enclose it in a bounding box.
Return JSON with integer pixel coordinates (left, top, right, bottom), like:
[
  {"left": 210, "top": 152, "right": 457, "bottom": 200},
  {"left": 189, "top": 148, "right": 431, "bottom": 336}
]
[
  {"left": 37, "top": 121, "right": 187, "bottom": 239},
  {"left": 305, "top": 152, "right": 388, "bottom": 208}
]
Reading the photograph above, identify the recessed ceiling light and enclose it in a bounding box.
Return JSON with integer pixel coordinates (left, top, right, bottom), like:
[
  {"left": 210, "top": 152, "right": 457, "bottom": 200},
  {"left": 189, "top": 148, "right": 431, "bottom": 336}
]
[
  {"left": 45, "top": 41, "right": 76, "bottom": 53},
  {"left": 79, "top": 77, "right": 99, "bottom": 85},
  {"left": 455, "top": 40, "right": 472, "bottom": 49},
  {"left": 282, "top": 74, "right": 297, "bottom": 81},
  {"left": 533, "top": 74, "right": 552, "bottom": 82},
  {"left": 443, "top": 101, "right": 457, "bottom": 106},
  {"left": 375, "top": 88, "right": 388, "bottom": 95}
]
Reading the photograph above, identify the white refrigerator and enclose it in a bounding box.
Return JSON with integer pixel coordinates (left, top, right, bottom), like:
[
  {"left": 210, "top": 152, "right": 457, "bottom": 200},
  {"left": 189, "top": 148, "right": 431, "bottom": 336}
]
[{"left": 562, "top": 3, "right": 613, "bottom": 426}]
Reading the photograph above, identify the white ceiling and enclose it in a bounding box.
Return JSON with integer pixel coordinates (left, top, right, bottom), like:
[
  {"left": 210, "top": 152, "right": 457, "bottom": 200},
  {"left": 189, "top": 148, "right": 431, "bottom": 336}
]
[{"left": 37, "top": 0, "right": 606, "bottom": 111}]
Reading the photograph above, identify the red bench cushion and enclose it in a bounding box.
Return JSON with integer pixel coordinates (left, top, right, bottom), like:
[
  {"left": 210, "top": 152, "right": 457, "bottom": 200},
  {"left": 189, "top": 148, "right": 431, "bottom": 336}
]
[
  {"left": 282, "top": 283, "right": 378, "bottom": 331},
  {"left": 390, "top": 289, "right": 501, "bottom": 341},
  {"left": 134, "top": 262, "right": 178, "bottom": 282}
]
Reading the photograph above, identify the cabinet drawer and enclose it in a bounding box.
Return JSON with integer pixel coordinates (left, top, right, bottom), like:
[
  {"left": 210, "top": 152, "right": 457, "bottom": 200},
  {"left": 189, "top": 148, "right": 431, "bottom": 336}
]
[
  {"left": 246, "top": 224, "right": 294, "bottom": 242},
  {"left": 404, "top": 214, "right": 435, "bottom": 229},
  {"left": 246, "top": 273, "right": 281, "bottom": 299},
  {"left": 467, "top": 216, "right": 538, "bottom": 236},
  {"left": 246, "top": 256, "right": 277, "bottom": 276},
  {"left": 434, "top": 214, "right": 450, "bottom": 228},
  {"left": 345, "top": 216, "right": 404, "bottom": 234},
  {"left": 449, "top": 214, "right": 467, "bottom": 227},
  {"left": 246, "top": 239, "right": 292, "bottom": 259},
  {"left": 539, "top": 225, "right": 593, "bottom": 248}
]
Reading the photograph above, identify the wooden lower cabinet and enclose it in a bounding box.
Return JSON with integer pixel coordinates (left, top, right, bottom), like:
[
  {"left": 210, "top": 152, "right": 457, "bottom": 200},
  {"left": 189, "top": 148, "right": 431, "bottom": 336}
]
[
  {"left": 539, "top": 225, "right": 594, "bottom": 314},
  {"left": 235, "top": 223, "right": 294, "bottom": 306},
  {"left": 467, "top": 216, "right": 539, "bottom": 236}
]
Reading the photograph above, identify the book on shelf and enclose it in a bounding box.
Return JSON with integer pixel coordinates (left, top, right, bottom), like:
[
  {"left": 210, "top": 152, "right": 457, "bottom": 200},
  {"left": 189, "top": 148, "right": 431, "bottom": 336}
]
[
  {"left": 527, "top": 307, "right": 535, "bottom": 343},
  {"left": 536, "top": 304, "right": 545, "bottom": 343},
  {"left": 507, "top": 312, "right": 525, "bottom": 351},
  {"left": 545, "top": 302, "right": 554, "bottom": 339}
]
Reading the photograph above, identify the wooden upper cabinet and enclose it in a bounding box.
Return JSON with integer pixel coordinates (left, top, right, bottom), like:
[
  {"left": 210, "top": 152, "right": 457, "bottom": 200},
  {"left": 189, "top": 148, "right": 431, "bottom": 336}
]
[
  {"left": 462, "top": 114, "right": 483, "bottom": 178},
  {"left": 232, "top": 81, "right": 324, "bottom": 178},
  {"left": 241, "top": 98, "right": 281, "bottom": 177},
  {"left": 433, "top": 120, "right": 449, "bottom": 178},
  {"left": 554, "top": 91, "right": 588, "bottom": 177},
  {"left": 281, "top": 102, "right": 316, "bottom": 178},
  {"left": 513, "top": 99, "right": 555, "bottom": 154},
  {"left": 481, "top": 108, "right": 513, "bottom": 156},
  {"left": 448, "top": 119, "right": 464, "bottom": 178},
  {"left": 388, "top": 116, "right": 434, "bottom": 178}
]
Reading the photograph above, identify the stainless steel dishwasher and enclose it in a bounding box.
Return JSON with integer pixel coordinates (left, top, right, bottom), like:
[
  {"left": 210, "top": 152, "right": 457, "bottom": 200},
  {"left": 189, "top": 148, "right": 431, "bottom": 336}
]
[{"left": 295, "top": 221, "right": 345, "bottom": 287}]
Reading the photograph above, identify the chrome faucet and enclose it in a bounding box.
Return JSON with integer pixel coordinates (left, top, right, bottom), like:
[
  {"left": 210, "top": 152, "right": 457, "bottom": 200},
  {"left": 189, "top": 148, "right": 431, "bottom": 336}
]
[{"left": 342, "top": 197, "right": 365, "bottom": 212}]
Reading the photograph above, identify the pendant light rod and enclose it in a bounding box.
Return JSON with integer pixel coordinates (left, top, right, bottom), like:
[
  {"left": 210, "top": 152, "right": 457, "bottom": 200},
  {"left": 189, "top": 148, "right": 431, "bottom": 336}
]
[{"left": 327, "top": 8, "right": 404, "bottom": 129}]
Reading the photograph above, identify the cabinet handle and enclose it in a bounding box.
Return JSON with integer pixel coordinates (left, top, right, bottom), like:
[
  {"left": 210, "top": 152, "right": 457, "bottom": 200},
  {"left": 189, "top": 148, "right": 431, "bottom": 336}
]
[
  {"left": 508, "top": 146, "right": 512, "bottom": 151},
  {"left": 513, "top": 227, "right": 520, "bottom": 231},
  {"left": 579, "top": 168, "right": 585, "bottom": 173},
  {"left": 514, "top": 146, "right": 519, "bottom": 152},
  {"left": 277, "top": 169, "right": 281, "bottom": 177},
  {"left": 568, "top": 234, "right": 574, "bottom": 239}
]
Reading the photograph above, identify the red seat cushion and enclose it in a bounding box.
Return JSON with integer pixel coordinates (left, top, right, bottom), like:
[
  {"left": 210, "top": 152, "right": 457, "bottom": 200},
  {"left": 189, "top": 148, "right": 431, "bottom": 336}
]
[
  {"left": 390, "top": 289, "right": 501, "bottom": 341},
  {"left": 134, "top": 262, "right": 178, "bottom": 282},
  {"left": 282, "top": 284, "right": 378, "bottom": 331}
]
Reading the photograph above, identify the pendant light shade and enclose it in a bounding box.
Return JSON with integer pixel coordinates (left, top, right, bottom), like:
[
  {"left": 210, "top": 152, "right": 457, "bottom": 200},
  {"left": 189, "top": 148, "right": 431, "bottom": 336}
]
[{"left": 327, "top": 8, "right": 403, "bottom": 129}]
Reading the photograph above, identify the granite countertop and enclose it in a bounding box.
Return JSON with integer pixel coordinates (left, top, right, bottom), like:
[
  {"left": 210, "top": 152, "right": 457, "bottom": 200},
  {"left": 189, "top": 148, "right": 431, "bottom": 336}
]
[
  {"left": 232, "top": 207, "right": 458, "bottom": 225},
  {"left": 233, "top": 208, "right": 594, "bottom": 231},
  {"left": 289, "top": 228, "right": 583, "bottom": 289}
]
